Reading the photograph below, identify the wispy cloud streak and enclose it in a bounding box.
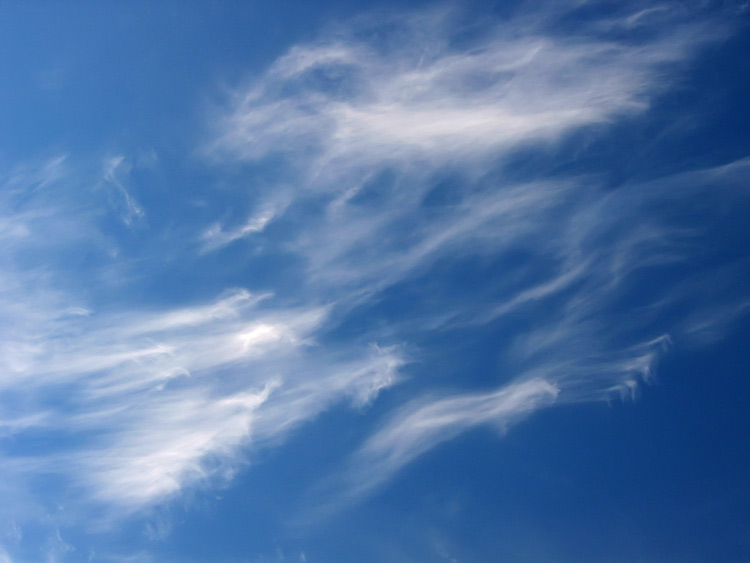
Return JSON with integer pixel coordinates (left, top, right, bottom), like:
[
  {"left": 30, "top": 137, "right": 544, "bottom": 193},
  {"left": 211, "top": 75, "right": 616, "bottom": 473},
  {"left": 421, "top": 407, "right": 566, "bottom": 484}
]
[
  {"left": 0, "top": 159, "right": 404, "bottom": 522},
  {"left": 212, "top": 5, "right": 706, "bottom": 167},
  {"left": 340, "top": 378, "right": 559, "bottom": 499},
  {"left": 0, "top": 2, "right": 747, "bottom": 550},
  {"left": 0, "top": 283, "right": 402, "bottom": 512},
  {"left": 204, "top": 3, "right": 749, "bottom": 505}
]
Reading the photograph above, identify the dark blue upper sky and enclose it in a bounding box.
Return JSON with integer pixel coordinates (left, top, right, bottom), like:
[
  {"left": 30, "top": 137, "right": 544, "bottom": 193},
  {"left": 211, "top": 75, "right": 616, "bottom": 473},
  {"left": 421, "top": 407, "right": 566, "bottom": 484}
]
[{"left": 0, "top": 2, "right": 748, "bottom": 562}]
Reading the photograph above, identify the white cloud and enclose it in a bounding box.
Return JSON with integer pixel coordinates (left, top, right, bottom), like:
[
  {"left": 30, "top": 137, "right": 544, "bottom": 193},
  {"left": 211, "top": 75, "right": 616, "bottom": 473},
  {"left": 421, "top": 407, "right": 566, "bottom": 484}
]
[
  {"left": 201, "top": 4, "right": 749, "bottom": 508},
  {"left": 210, "top": 6, "right": 701, "bottom": 171},
  {"left": 0, "top": 159, "right": 405, "bottom": 522},
  {"left": 341, "top": 378, "right": 559, "bottom": 499},
  {"left": 199, "top": 195, "right": 291, "bottom": 252},
  {"left": 82, "top": 385, "right": 273, "bottom": 507},
  {"left": 0, "top": 284, "right": 402, "bottom": 512},
  {"left": 102, "top": 156, "right": 144, "bottom": 226},
  {"left": 202, "top": 3, "right": 721, "bottom": 304},
  {"left": 0, "top": 2, "right": 747, "bottom": 551}
]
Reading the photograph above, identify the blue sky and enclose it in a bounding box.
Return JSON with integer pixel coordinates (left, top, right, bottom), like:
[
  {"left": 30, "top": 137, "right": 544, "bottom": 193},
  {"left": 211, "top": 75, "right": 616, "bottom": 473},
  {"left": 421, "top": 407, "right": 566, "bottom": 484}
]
[{"left": 0, "top": 1, "right": 749, "bottom": 561}]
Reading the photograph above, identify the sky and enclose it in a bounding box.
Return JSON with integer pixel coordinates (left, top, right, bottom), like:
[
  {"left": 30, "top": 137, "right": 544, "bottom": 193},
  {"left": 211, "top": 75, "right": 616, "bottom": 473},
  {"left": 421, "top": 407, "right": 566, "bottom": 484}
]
[{"left": 0, "top": 1, "right": 749, "bottom": 561}]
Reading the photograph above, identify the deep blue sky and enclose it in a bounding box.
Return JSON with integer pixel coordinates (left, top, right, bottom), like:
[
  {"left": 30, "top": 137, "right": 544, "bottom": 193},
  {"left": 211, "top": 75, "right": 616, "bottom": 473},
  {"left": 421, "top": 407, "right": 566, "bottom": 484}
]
[{"left": 0, "top": 2, "right": 749, "bottom": 562}]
